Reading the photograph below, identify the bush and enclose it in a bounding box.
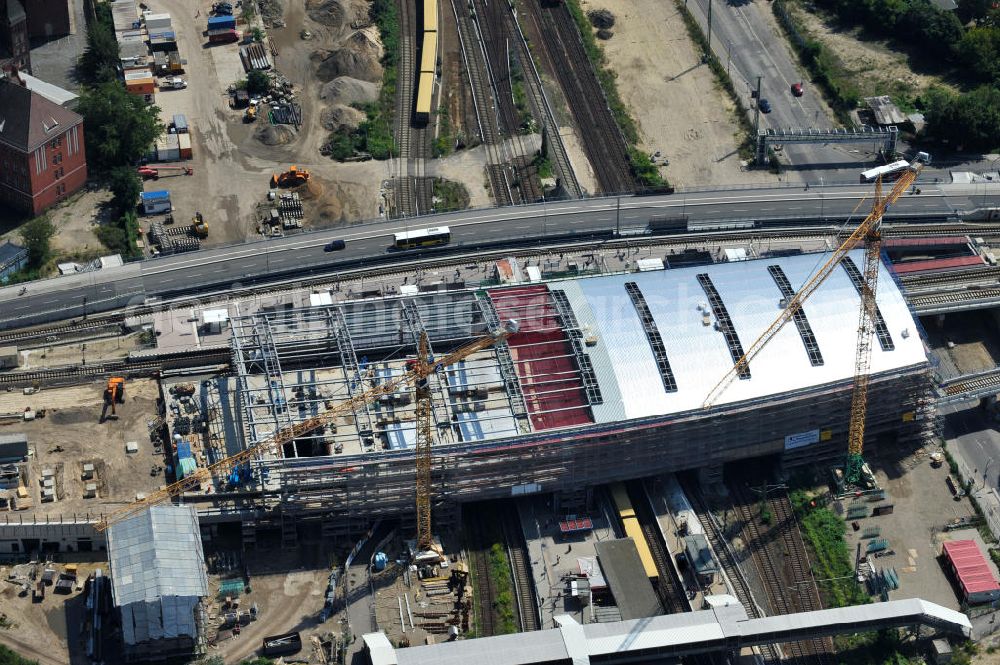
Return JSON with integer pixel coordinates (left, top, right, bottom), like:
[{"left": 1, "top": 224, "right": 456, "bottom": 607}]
[
  {"left": 0, "top": 644, "right": 39, "bottom": 665},
  {"left": 247, "top": 69, "right": 270, "bottom": 96},
  {"left": 19, "top": 216, "right": 55, "bottom": 269}
]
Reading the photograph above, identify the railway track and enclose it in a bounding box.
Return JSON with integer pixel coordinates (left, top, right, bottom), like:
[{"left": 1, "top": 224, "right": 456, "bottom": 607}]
[
  {"left": 499, "top": 506, "right": 540, "bottom": 631},
  {"left": 393, "top": 0, "right": 433, "bottom": 216},
  {"left": 0, "top": 320, "right": 124, "bottom": 346},
  {"left": 521, "top": 0, "right": 635, "bottom": 194},
  {"left": 626, "top": 481, "right": 688, "bottom": 614},
  {"left": 451, "top": 0, "right": 515, "bottom": 206},
  {"left": 941, "top": 367, "right": 1000, "bottom": 396},
  {"left": 679, "top": 476, "right": 781, "bottom": 662},
  {"left": 464, "top": 506, "right": 500, "bottom": 636},
  {"left": 730, "top": 483, "right": 831, "bottom": 660},
  {"left": 908, "top": 287, "right": 1000, "bottom": 310}
]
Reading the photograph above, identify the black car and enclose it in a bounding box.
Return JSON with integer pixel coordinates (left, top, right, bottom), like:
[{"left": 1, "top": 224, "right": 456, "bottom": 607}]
[
  {"left": 324, "top": 239, "right": 346, "bottom": 252},
  {"left": 759, "top": 98, "right": 772, "bottom": 113}
]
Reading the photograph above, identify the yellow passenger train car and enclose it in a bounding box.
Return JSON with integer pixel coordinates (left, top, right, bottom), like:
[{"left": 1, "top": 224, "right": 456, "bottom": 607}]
[
  {"left": 423, "top": 0, "right": 439, "bottom": 33},
  {"left": 420, "top": 31, "right": 437, "bottom": 75},
  {"left": 609, "top": 482, "right": 658, "bottom": 579},
  {"left": 415, "top": 71, "right": 434, "bottom": 124}
]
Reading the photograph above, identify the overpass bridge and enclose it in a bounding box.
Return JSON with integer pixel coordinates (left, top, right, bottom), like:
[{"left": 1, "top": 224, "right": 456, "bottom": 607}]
[
  {"left": 363, "top": 598, "right": 970, "bottom": 665},
  {"left": 937, "top": 366, "right": 1000, "bottom": 407},
  {"left": 0, "top": 182, "right": 996, "bottom": 332}
]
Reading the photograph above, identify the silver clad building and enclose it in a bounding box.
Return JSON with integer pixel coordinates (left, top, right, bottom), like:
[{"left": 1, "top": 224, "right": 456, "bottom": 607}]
[
  {"left": 107, "top": 505, "right": 208, "bottom": 662},
  {"left": 225, "top": 250, "right": 932, "bottom": 535}
]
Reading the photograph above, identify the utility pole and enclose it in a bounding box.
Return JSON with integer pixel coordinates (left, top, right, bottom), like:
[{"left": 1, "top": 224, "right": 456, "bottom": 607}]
[
  {"left": 753, "top": 76, "right": 762, "bottom": 161},
  {"left": 707, "top": 0, "right": 713, "bottom": 51}
]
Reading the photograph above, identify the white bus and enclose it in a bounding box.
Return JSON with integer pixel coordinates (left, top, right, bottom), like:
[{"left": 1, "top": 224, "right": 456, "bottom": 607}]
[
  {"left": 860, "top": 160, "right": 911, "bottom": 184},
  {"left": 393, "top": 226, "right": 451, "bottom": 250}
]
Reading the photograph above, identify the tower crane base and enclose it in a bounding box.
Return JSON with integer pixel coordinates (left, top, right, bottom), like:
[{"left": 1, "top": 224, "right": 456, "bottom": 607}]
[{"left": 831, "top": 461, "right": 881, "bottom": 498}]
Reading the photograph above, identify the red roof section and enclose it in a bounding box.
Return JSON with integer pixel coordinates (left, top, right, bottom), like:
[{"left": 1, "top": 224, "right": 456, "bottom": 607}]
[
  {"left": 892, "top": 255, "right": 984, "bottom": 274},
  {"left": 942, "top": 540, "right": 1000, "bottom": 596},
  {"left": 489, "top": 285, "right": 593, "bottom": 431},
  {"left": 884, "top": 236, "right": 970, "bottom": 248}
]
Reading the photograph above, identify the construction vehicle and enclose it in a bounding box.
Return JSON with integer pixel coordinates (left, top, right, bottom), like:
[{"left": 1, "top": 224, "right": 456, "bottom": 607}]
[
  {"left": 192, "top": 212, "right": 209, "bottom": 238},
  {"left": 138, "top": 165, "right": 194, "bottom": 180},
  {"left": 270, "top": 166, "right": 310, "bottom": 188},
  {"left": 92, "top": 319, "right": 521, "bottom": 541},
  {"left": 101, "top": 377, "right": 125, "bottom": 423},
  {"left": 244, "top": 104, "right": 257, "bottom": 123},
  {"left": 703, "top": 160, "right": 923, "bottom": 488}
]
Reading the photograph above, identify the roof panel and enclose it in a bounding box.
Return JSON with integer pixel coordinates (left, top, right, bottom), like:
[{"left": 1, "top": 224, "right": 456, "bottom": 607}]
[{"left": 572, "top": 250, "right": 926, "bottom": 421}]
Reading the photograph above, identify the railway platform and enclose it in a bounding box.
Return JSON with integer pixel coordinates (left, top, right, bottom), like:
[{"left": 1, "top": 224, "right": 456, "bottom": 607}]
[{"left": 517, "top": 495, "right": 617, "bottom": 629}]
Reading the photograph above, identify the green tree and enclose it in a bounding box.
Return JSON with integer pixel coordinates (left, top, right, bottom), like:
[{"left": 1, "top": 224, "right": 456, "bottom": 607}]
[
  {"left": 957, "top": 26, "right": 1000, "bottom": 84},
  {"left": 107, "top": 165, "right": 142, "bottom": 216},
  {"left": 246, "top": 69, "right": 270, "bottom": 96},
  {"left": 902, "top": 0, "right": 965, "bottom": 58},
  {"left": 0, "top": 645, "right": 39, "bottom": 665},
  {"left": 78, "top": 3, "right": 119, "bottom": 85},
  {"left": 924, "top": 85, "right": 1000, "bottom": 151},
  {"left": 77, "top": 82, "right": 164, "bottom": 172},
  {"left": 19, "top": 215, "right": 55, "bottom": 269}
]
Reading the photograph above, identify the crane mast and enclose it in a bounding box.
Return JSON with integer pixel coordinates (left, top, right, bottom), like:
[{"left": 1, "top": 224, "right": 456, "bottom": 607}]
[
  {"left": 95, "top": 319, "right": 519, "bottom": 533},
  {"left": 702, "top": 163, "right": 923, "bottom": 487},
  {"left": 845, "top": 178, "right": 884, "bottom": 485}
]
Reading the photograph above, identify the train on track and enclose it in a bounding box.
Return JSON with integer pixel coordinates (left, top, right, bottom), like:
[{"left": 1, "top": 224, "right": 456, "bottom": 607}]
[
  {"left": 414, "top": 0, "right": 438, "bottom": 124},
  {"left": 609, "top": 482, "right": 659, "bottom": 581}
]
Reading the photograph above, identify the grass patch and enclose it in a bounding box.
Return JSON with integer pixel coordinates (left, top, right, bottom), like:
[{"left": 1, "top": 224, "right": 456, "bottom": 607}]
[
  {"left": 510, "top": 58, "right": 535, "bottom": 134},
  {"left": 432, "top": 178, "right": 470, "bottom": 212},
  {"left": 533, "top": 152, "right": 554, "bottom": 180},
  {"left": 323, "top": 0, "right": 398, "bottom": 160},
  {"left": 789, "top": 488, "right": 868, "bottom": 608},
  {"left": 562, "top": 0, "right": 667, "bottom": 189},
  {"left": 433, "top": 105, "right": 454, "bottom": 157},
  {"left": 488, "top": 543, "right": 518, "bottom": 634}
]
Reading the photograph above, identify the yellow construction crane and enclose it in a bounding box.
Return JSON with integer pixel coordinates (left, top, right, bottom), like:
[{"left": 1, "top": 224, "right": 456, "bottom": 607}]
[
  {"left": 94, "top": 319, "right": 520, "bottom": 534},
  {"left": 703, "top": 162, "right": 923, "bottom": 485}
]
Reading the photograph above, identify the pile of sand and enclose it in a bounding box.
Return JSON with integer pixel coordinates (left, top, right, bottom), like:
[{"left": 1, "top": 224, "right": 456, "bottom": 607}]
[
  {"left": 319, "top": 76, "right": 379, "bottom": 105},
  {"left": 306, "top": 0, "right": 347, "bottom": 26},
  {"left": 255, "top": 124, "right": 297, "bottom": 145},
  {"left": 313, "top": 30, "right": 384, "bottom": 82},
  {"left": 320, "top": 104, "right": 367, "bottom": 131}
]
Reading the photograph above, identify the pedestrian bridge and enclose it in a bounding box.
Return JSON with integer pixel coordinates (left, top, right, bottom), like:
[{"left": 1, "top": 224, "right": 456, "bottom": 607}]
[{"left": 363, "top": 598, "right": 970, "bottom": 665}]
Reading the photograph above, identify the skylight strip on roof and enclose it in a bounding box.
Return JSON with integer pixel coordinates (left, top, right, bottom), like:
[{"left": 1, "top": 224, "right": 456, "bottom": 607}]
[
  {"left": 841, "top": 258, "right": 895, "bottom": 351},
  {"left": 767, "top": 265, "right": 824, "bottom": 367},
  {"left": 695, "top": 273, "right": 751, "bottom": 380},
  {"left": 623, "top": 281, "right": 678, "bottom": 392}
]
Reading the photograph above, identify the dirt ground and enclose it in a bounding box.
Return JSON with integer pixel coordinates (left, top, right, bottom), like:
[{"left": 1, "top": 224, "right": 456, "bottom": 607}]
[
  {"left": 922, "top": 310, "right": 1000, "bottom": 378},
  {"left": 17, "top": 335, "right": 139, "bottom": 370},
  {"left": 852, "top": 441, "right": 978, "bottom": 611},
  {"left": 0, "top": 378, "right": 164, "bottom": 517},
  {"left": 576, "top": 0, "right": 780, "bottom": 187},
  {"left": 787, "top": 1, "right": 957, "bottom": 100},
  {"left": 0, "top": 560, "right": 107, "bottom": 665}
]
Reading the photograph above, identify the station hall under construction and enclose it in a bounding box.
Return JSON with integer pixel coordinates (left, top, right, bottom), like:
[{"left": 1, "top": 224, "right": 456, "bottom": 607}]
[{"left": 217, "top": 249, "right": 934, "bottom": 534}]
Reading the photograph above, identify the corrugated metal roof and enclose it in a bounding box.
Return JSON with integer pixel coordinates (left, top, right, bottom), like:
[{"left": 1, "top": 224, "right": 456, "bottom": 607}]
[
  {"left": 892, "top": 256, "right": 984, "bottom": 274},
  {"left": 571, "top": 250, "right": 926, "bottom": 421},
  {"left": 107, "top": 505, "right": 207, "bottom": 645},
  {"left": 943, "top": 540, "right": 1000, "bottom": 595}
]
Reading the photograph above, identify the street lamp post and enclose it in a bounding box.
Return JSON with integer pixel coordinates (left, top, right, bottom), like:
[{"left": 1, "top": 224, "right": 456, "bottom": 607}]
[{"left": 819, "top": 176, "right": 825, "bottom": 221}]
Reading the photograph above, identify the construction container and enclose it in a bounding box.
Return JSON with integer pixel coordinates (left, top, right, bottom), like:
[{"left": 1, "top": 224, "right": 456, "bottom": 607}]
[
  {"left": 172, "top": 113, "right": 189, "bottom": 133},
  {"left": 149, "top": 35, "right": 178, "bottom": 53},
  {"left": 140, "top": 190, "right": 171, "bottom": 215},
  {"left": 155, "top": 134, "right": 180, "bottom": 162},
  {"left": 178, "top": 133, "right": 192, "bottom": 160},
  {"left": 208, "top": 29, "right": 239, "bottom": 44},
  {"left": 152, "top": 50, "right": 169, "bottom": 74},
  {"left": 208, "top": 15, "right": 236, "bottom": 30},
  {"left": 144, "top": 12, "right": 172, "bottom": 29},
  {"left": 167, "top": 51, "right": 185, "bottom": 71},
  {"left": 124, "top": 68, "right": 155, "bottom": 96}
]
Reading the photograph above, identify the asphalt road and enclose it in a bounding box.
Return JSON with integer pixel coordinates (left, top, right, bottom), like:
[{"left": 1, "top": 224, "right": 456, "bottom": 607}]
[
  {"left": 942, "top": 404, "right": 1000, "bottom": 495},
  {"left": 684, "top": 0, "right": 876, "bottom": 170},
  {"left": 0, "top": 180, "right": 996, "bottom": 330}
]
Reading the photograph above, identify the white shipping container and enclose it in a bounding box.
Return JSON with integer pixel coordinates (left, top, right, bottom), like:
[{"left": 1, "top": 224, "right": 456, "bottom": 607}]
[
  {"left": 144, "top": 12, "right": 172, "bottom": 29},
  {"left": 157, "top": 134, "right": 180, "bottom": 162}
]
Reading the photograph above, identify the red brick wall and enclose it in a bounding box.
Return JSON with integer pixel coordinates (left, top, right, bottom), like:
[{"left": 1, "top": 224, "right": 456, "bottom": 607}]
[
  {"left": 0, "top": 123, "right": 88, "bottom": 215},
  {"left": 25, "top": 123, "right": 88, "bottom": 215}
]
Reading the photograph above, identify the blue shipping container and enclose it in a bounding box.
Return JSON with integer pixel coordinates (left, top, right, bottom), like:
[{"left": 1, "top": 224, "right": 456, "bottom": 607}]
[
  {"left": 208, "top": 15, "right": 236, "bottom": 29},
  {"left": 176, "top": 440, "right": 193, "bottom": 459},
  {"left": 140, "top": 190, "right": 170, "bottom": 201}
]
